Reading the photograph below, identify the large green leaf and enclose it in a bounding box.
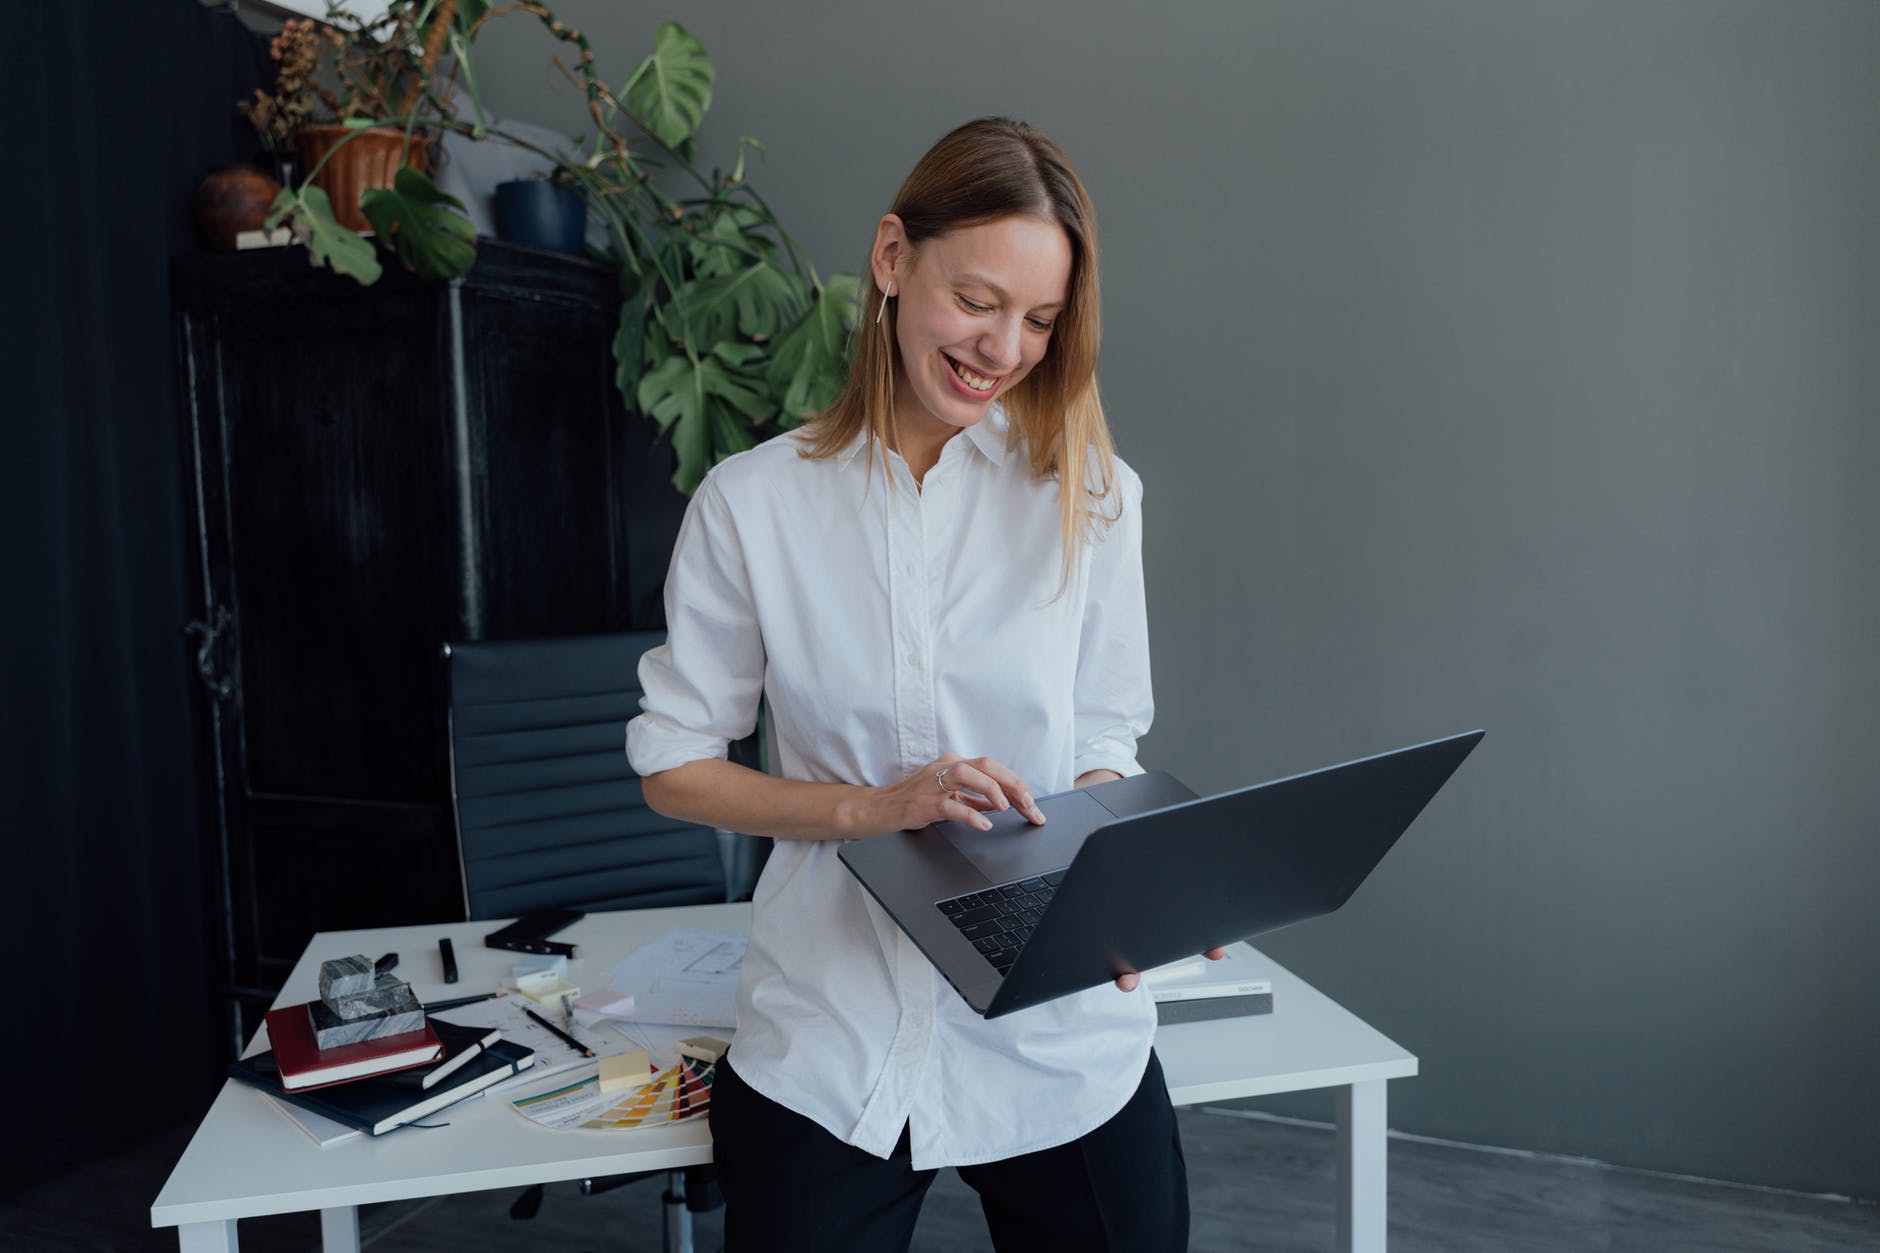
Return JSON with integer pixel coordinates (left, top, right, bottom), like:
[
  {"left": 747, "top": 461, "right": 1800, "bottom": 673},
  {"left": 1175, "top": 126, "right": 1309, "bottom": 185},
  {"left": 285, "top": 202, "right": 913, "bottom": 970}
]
[
  {"left": 651, "top": 225, "right": 693, "bottom": 295},
  {"left": 638, "top": 344, "right": 775, "bottom": 492},
  {"left": 767, "top": 273, "right": 860, "bottom": 423},
  {"left": 644, "top": 316, "right": 677, "bottom": 370},
  {"left": 268, "top": 185, "right": 381, "bottom": 285},
  {"left": 672, "top": 261, "right": 806, "bottom": 350},
  {"left": 711, "top": 406, "right": 758, "bottom": 460},
  {"left": 359, "top": 166, "right": 478, "bottom": 280},
  {"left": 639, "top": 353, "right": 710, "bottom": 489},
  {"left": 706, "top": 342, "right": 773, "bottom": 422},
  {"left": 638, "top": 355, "right": 709, "bottom": 491},
  {"left": 686, "top": 208, "right": 764, "bottom": 279},
  {"left": 638, "top": 355, "right": 699, "bottom": 436},
  {"left": 707, "top": 341, "right": 768, "bottom": 461},
  {"left": 622, "top": 22, "right": 714, "bottom": 150}
]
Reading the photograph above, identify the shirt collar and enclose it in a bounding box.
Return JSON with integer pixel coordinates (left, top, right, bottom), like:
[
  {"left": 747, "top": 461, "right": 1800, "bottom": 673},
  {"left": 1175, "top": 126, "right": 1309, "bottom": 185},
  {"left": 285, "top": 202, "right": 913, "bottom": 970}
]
[
  {"left": 830, "top": 426, "right": 870, "bottom": 467},
  {"left": 828, "top": 404, "right": 1013, "bottom": 470},
  {"left": 962, "top": 404, "right": 1013, "bottom": 466}
]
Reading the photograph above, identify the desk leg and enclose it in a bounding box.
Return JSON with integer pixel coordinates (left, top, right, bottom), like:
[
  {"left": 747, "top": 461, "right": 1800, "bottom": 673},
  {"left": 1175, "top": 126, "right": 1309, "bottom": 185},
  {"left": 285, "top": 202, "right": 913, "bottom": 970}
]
[
  {"left": 176, "top": 1219, "right": 237, "bottom": 1252},
  {"left": 320, "top": 1206, "right": 361, "bottom": 1253},
  {"left": 663, "top": 1169, "right": 694, "bottom": 1253},
  {"left": 1334, "top": 1079, "right": 1387, "bottom": 1253}
]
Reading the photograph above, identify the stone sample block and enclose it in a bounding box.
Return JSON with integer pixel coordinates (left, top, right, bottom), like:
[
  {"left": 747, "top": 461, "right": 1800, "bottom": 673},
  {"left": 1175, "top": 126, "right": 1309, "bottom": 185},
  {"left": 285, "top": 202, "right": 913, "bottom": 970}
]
[
  {"left": 318, "top": 954, "right": 375, "bottom": 1002},
  {"left": 308, "top": 974, "right": 425, "bottom": 1049}
]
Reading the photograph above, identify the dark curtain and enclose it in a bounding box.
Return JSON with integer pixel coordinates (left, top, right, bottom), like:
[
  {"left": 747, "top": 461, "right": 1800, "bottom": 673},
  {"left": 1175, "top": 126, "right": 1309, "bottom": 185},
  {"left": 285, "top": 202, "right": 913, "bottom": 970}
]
[{"left": 0, "top": 0, "right": 265, "bottom": 1189}]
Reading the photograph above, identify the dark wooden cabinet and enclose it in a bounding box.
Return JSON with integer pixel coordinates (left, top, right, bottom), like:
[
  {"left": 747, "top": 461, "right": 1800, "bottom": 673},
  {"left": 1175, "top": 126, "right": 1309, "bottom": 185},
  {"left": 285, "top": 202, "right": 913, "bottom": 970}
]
[{"left": 173, "top": 242, "right": 686, "bottom": 1049}]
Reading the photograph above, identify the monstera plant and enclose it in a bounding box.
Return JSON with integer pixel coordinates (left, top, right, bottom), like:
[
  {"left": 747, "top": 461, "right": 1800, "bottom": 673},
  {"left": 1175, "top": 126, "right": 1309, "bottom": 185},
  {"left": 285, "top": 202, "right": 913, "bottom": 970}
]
[{"left": 262, "top": 4, "right": 856, "bottom": 493}]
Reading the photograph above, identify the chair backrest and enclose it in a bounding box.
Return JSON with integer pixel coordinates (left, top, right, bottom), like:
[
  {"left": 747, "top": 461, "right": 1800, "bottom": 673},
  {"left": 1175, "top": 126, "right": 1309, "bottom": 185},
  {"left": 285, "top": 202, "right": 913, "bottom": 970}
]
[{"left": 445, "top": 631, "right": 727, "bottom": 920}]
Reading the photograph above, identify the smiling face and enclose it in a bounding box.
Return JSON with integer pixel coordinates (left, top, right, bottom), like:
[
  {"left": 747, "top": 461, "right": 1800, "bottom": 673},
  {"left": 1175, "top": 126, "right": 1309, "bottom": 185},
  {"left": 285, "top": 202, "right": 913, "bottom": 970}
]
[{"left": 872, "top": 213, "right": 1073, "bottom": 448}]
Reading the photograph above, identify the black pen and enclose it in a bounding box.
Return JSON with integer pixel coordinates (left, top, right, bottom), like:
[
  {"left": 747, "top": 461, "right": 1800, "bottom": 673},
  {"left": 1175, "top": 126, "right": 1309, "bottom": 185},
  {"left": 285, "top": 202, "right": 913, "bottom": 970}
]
[
  {"left": 524, "top": 1005, "right": 595, "bottom": 1058},
  {"left": 423, "top": 991, "right": 500, "bottom": 1013}
]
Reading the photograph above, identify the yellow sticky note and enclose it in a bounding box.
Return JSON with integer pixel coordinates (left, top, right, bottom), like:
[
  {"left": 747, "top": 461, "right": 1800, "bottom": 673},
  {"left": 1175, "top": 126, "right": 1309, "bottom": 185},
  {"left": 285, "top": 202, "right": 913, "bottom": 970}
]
[
  {"left": 516, "top": 973, "right": 581, "bottom": 1006},
  {"left": 598, "top": 1050, "right": 652, "bottom": 1093}
]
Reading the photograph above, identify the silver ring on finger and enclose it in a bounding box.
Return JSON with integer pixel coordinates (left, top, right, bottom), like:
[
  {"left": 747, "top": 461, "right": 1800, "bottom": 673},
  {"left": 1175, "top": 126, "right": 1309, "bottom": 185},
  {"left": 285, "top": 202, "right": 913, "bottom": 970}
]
[{"left": 936, "top": 767, "right": 953, "bottom": 792}]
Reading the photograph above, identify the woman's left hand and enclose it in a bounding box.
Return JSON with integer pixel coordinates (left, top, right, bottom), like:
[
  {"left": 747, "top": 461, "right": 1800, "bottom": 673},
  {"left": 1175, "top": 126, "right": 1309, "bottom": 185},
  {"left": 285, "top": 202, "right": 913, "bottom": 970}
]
[{"left": 1115, "top": 946, "right": 1227, "bottom": 993}]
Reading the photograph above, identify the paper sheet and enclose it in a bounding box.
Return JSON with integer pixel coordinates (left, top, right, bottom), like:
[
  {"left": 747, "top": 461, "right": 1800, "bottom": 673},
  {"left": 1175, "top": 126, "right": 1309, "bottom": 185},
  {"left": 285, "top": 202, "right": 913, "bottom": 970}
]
[
  {"left": 603, "top": 929, "right": 746, "bottom": 1029},
  {"left": 431, "top": 994, "right": 636, "bottom": 1092},
  {"left": 510, "top": 1074, "right": 612, "bottom": 1129},
  {"left": 266, "top": 1094, "right": 363, "bottom": 1149},
  {"left": 606, "top": 1020, "right": 706, "bottom": 1072}
]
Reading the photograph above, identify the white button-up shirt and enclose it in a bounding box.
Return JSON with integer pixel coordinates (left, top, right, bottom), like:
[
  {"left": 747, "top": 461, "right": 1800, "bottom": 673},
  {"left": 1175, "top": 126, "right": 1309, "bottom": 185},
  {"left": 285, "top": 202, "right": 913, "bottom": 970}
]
[{"left": 626, "top": 405, "right": 1156, "bottom": 1169}]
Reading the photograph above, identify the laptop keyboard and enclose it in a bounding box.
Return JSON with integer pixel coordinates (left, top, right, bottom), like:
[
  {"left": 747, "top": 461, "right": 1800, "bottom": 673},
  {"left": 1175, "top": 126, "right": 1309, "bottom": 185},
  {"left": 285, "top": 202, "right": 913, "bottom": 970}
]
[{"left": 936, "top": 869, "right": 1067, "bottom": 975}]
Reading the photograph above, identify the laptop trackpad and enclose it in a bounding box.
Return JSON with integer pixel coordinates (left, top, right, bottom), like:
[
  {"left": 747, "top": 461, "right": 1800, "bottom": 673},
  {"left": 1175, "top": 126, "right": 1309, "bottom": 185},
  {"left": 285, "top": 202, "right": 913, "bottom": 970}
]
[{"left": 941, "top": 790, "right": 1115, "bottom": 884}]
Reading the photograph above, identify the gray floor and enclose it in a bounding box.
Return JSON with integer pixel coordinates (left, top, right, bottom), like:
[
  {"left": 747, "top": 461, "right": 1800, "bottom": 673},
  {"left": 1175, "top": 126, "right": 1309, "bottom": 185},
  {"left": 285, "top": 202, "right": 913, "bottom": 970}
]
[{"left": 6, "top": 1106, "right": 1877, "bottom": 1251}]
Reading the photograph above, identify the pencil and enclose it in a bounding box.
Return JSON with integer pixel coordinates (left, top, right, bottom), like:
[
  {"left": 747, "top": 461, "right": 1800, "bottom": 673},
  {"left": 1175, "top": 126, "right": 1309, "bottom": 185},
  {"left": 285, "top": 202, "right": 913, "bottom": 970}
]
[{"left": 524, "top": 1005, "right": 595, "bottom": 1058}]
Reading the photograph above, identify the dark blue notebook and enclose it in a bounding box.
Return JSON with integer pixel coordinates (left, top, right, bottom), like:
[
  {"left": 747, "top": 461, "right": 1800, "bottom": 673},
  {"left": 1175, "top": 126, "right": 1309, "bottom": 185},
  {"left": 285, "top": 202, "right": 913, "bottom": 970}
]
[{"left": 231, "top": 1034, "right": 535, "bottom": 1136}]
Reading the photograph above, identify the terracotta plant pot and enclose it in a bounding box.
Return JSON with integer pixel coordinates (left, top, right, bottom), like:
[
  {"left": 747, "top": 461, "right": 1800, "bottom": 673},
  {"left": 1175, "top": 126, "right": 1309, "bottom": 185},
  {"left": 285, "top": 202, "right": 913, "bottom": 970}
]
[
  {"left": 191, "top": 164, "right": 283, "bottom": 251},
  {"left": 295, "top": 125, "right": 435, "bottom": 232}
]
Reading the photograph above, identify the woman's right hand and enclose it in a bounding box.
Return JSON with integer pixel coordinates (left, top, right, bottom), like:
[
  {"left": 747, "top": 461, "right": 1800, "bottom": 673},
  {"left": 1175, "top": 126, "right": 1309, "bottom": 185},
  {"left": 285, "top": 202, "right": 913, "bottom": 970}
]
[{"left": 847, "top": 754, "right": 1048, "bottom": 837}]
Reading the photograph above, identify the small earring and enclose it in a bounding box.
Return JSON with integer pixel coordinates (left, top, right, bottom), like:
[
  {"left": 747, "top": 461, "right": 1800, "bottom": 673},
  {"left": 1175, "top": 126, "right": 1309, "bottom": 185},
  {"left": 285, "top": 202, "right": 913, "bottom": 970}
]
[{"left": 875, "top": 280, "right": 894, "bottom": 326}]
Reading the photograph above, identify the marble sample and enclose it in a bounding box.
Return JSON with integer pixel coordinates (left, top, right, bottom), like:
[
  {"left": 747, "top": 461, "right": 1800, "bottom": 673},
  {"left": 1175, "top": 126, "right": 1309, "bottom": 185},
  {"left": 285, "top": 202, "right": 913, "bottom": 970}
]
[
  {"left": 308, "top": 975, "right": 425, "bottom": 1049},
  {"left": 323, "top": 992, "right": 378, "bottom": 1021},
  {"left": 320, "top": 971, "right": 409, "bottom": 1019},
  {"left": 318, "top": 954, "right": 375, "bottom": 1002}
]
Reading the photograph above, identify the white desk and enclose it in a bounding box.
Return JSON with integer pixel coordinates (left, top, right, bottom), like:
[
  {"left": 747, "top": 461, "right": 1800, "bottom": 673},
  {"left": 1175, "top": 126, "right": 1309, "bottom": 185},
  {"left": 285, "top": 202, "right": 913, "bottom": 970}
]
[{"left": 152, "top": 903, "right": 1415, "bottom": 1252}]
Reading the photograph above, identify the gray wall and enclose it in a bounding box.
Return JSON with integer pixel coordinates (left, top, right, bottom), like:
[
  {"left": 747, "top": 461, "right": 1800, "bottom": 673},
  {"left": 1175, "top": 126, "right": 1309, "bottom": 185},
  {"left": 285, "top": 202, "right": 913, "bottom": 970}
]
[{"left": 470, "top": 0, "right": 1880, "bottom": 1199}]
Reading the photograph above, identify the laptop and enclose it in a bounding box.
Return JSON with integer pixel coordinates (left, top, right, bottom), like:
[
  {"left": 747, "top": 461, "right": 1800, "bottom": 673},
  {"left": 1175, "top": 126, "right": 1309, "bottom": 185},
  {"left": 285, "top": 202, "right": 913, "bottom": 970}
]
[{"left": 839, "top": 730, "right": 1483, "bottom": 1018}]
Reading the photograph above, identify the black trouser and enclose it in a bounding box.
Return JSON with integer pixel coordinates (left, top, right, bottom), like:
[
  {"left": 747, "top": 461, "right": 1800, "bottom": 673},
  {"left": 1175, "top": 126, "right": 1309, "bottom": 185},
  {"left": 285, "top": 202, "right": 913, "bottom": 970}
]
[{"left": 708, "top": 1051, "right": 1188, "bottom": 1253}]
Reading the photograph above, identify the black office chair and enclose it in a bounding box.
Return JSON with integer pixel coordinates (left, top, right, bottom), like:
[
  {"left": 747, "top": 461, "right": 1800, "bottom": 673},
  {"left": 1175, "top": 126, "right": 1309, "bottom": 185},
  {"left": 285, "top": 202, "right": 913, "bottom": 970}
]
[
  {"left": 446, "top": 630, "right": 732, "bottom": 919},
  {"left": 444, "top": 630, "right": 737, "bottom": 1252}
]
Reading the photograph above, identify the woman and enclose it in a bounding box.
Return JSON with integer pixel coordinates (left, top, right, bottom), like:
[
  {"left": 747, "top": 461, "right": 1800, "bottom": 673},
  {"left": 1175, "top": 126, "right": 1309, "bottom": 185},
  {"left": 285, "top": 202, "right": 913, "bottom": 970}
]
[{"left": 628, "top": 117, "right": 1209, "bottom": 1252}]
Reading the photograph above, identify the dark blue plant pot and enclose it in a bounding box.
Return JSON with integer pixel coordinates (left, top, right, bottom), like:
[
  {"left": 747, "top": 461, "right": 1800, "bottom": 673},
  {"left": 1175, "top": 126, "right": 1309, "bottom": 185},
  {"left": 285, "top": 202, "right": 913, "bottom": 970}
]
[{"left": 494, "top": 179, "right": 588, "bottom": 255}]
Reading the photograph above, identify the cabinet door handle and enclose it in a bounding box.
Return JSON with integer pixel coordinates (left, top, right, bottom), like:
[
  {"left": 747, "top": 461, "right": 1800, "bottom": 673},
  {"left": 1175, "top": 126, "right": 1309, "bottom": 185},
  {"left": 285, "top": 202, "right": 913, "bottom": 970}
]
[{"left": 183, "top": 606, "right": 234, "bottom": 701}]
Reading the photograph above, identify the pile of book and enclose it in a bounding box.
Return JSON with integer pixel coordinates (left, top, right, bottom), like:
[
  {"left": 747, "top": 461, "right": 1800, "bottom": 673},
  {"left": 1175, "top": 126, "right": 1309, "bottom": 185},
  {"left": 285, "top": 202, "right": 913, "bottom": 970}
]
[
  {"left": 229, "top": 954, "right": 535, "bottom": 1141},
  {"left": 1141, "top": 943, "right": 1274, "bottom": 1024}
]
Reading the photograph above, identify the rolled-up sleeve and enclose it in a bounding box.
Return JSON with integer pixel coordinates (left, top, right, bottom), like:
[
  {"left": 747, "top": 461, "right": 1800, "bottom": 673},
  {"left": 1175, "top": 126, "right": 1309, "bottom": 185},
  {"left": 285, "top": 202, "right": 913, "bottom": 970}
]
[
  {"left": 626, "top": 470, "right": 766, "bottom": 776},
  {"left": 1072, "top": 467, "right": 1153, "bottom": 779}
]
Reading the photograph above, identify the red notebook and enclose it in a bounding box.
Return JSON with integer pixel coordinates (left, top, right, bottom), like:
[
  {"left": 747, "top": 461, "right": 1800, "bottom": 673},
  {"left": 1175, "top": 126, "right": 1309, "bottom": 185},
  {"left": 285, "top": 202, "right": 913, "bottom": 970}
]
[{"left": 263, "top": 1005, "right": 442, "bottom": 1091}]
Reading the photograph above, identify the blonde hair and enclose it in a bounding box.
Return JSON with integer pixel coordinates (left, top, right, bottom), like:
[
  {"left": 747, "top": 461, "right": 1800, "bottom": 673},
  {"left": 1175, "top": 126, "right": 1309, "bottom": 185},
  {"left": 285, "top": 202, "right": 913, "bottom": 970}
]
[{"left": 797, "top": 118, "right": 1120, "bottom": 591}]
